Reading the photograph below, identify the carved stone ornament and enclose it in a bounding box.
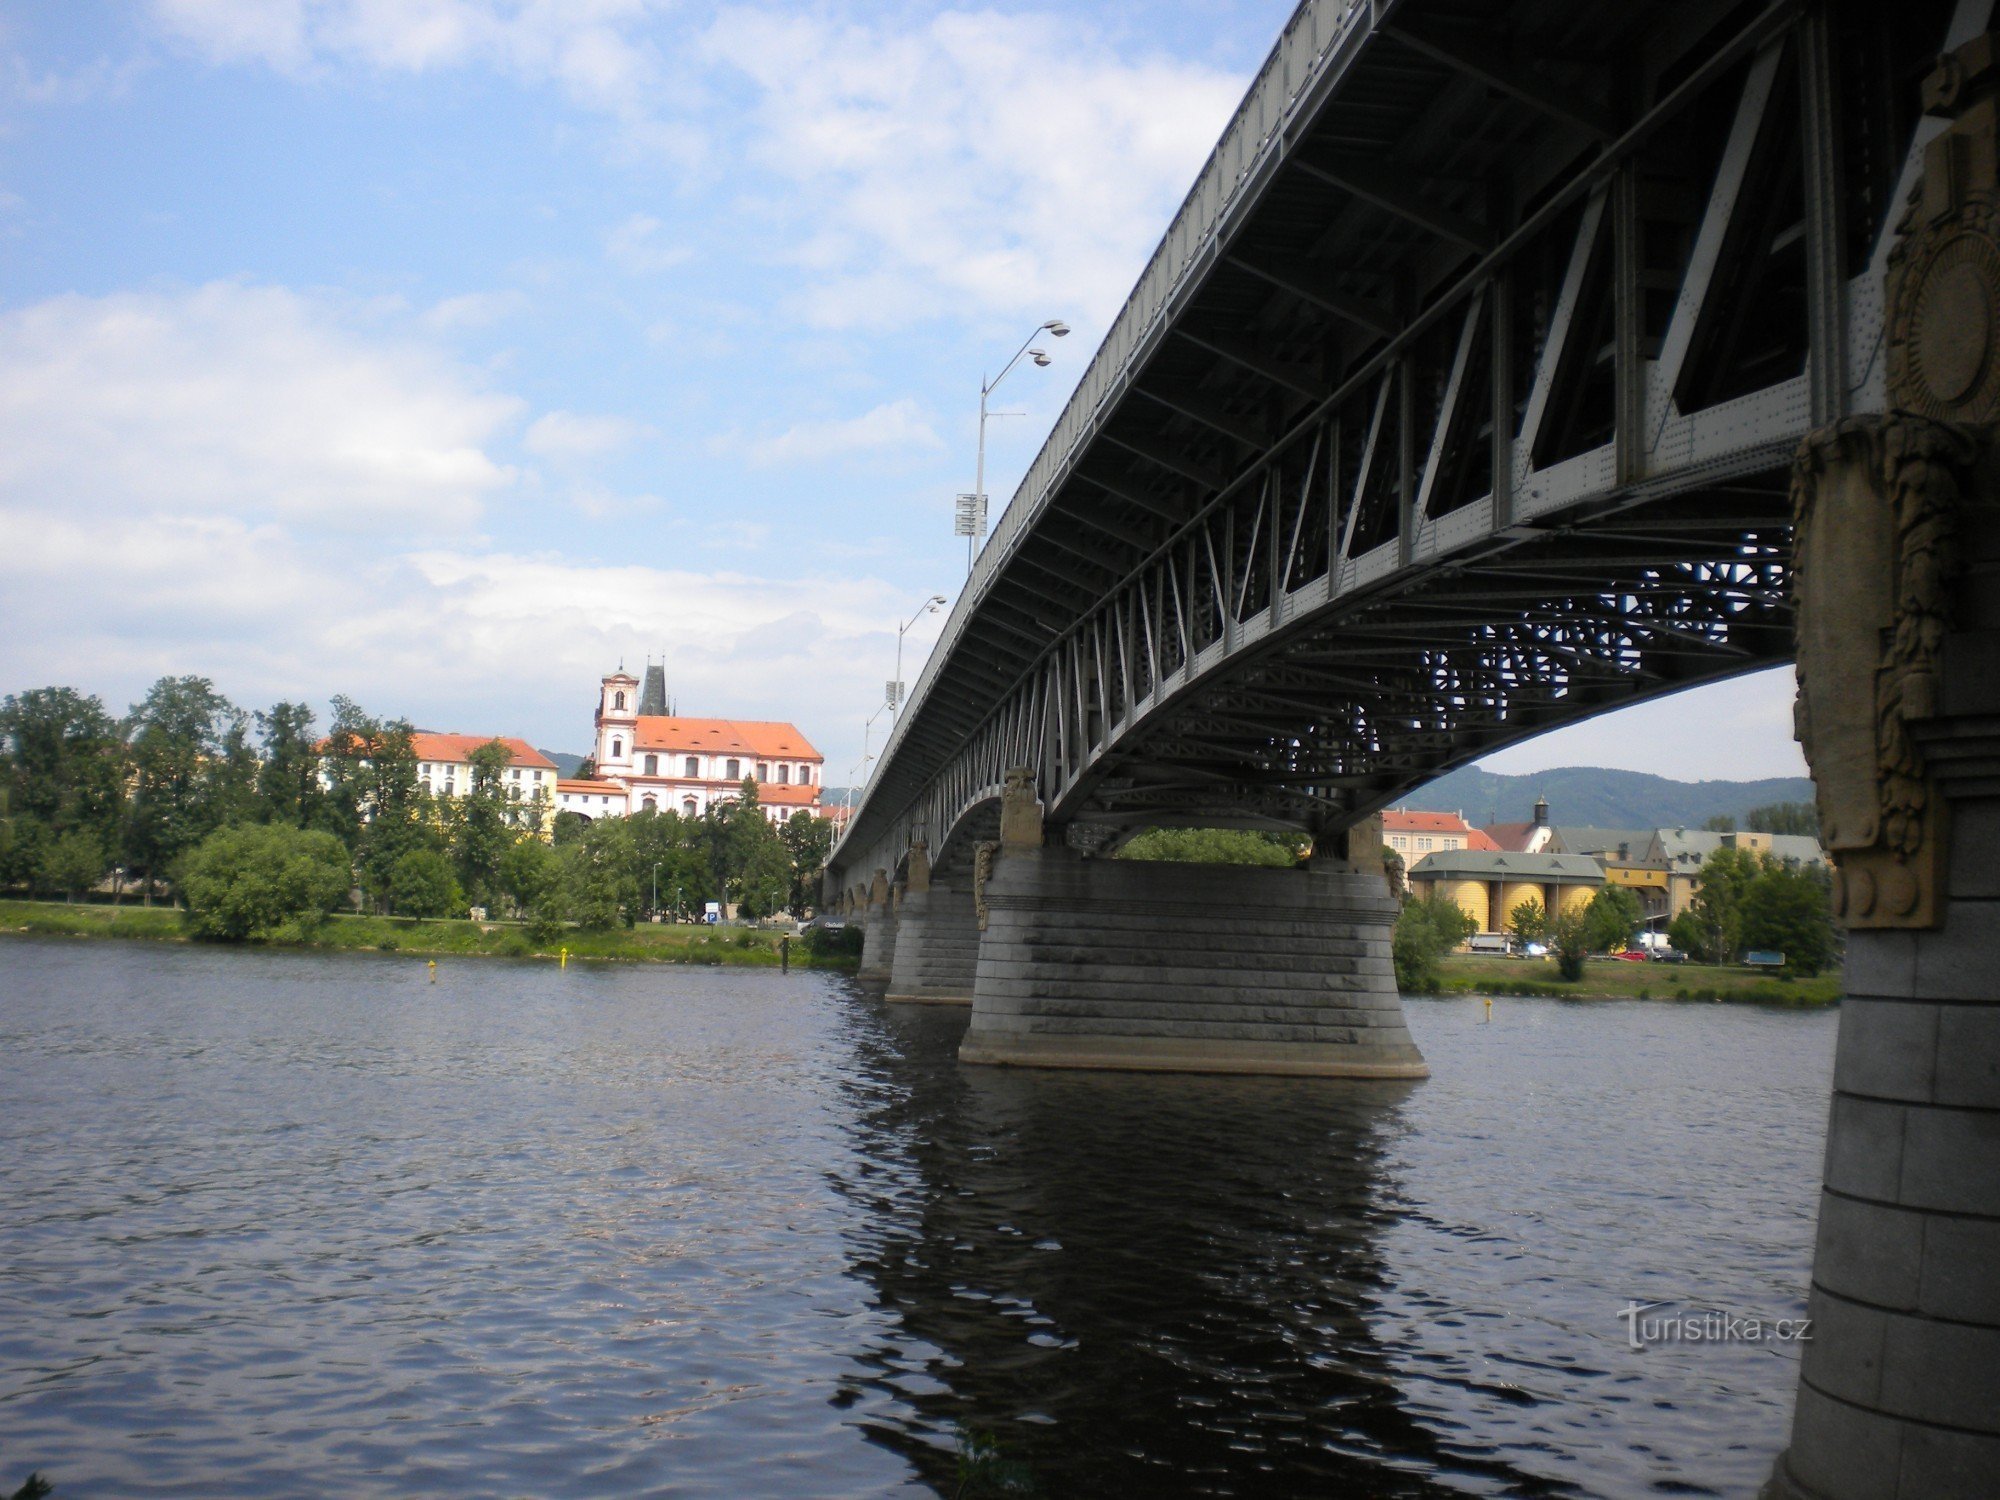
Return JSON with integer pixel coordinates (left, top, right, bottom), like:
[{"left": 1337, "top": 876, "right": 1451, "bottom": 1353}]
[
  {"left": 1887, "top": 34, "right": 2000, "bottom": 424},
  {"left": 1792, "top": 415, "right": 1978, "bottom": 928},
  {"left": 972, "top": 840, "right": 999, "bottom": 931},
  {"left": 904, "top": 834, "right": 931, "bottom": 895},
  {"left": 1791, "top": 36, "right": 2000, "bottom": 928},
  {"left": 997, "top": 765, "right": 1044, "bottom": 849}
]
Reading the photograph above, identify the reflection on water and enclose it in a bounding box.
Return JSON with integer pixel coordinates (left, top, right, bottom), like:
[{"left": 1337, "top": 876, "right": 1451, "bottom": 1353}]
[{"left": 0, "top": 938, "right": 1834, "bottom": 1497}]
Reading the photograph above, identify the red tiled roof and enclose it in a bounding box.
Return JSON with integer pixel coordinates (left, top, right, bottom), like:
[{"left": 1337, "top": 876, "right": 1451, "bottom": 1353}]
[
  {"left": 630, "top": 716, "right": 821, "bottom": 760},
  {"left": 1383, "top": 808, "right": 1473, "bottom": 834},
  {"left": 1465, "top": 829, "right": 1501, "bottom": 851},
  {"left": 1482, "top": 822, "right": 1539, "bottom": 852},
  {"left": 410, "top": 733, "right": 557, "bottom": 771},
  {"left": 557, "top": 778, "right": 622, "bottom": 794}
]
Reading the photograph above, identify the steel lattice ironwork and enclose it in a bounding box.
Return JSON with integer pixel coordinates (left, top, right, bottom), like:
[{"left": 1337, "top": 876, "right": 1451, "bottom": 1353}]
[{"left": 831, "top": 0, "right": 1979, "bottom": 892}]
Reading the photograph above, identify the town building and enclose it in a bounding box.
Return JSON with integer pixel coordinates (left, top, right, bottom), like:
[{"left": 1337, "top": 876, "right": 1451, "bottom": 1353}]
[
  {"left": 1480, "top": 795, "right": 1557, "bottom": 853},
  {"left": 1381, "top": 808, "right": 1500, "bottom": 861},
  {"left": 1651, "top": 826, "right": 1827, "bottom": 917},
  {"left": 411, "top": 733, "right": 558, "bottom": 812},
  {"left": 1407, "top": 849, "right": 1604, "bottom": 932},
  {"left": 554, "top": 666, "right": 826, "bottom": 827}
]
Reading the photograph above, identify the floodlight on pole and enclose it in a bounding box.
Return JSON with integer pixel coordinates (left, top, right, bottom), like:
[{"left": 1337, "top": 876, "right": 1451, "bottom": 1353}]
[{"left": 966, "top": 318, "right": 1070, "bottom": 574}]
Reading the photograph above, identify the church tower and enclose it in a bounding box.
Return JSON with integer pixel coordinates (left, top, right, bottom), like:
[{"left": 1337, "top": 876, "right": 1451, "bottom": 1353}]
[
  {"left": 639, "top": 662, "right": 668, "bottom": 717},
  {"left": 595, "top": 668, "right": 638, "bottom": 773}
]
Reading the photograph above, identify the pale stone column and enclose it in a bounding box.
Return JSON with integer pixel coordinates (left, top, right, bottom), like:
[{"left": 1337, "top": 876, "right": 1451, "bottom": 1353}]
[{"left": 1767, "top": 37, "right": 2000, "bottom": 1499}]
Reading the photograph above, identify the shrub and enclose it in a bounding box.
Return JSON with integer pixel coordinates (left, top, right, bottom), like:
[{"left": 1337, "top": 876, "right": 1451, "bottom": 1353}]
[
  {"left": 181, "top": 823, "right": 351, "bottom": 942},
  {"left": 1549, "top": 909, "right": 1589, "bottom": 981},
  {"left": 1393, "top": 894, "right": 1478, "bottom": 992},
  {"left": 804, "top": 924, "right": 863, "bottom": 960}
]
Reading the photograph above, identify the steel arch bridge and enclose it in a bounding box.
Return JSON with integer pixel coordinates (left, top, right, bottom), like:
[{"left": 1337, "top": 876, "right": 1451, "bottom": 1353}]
[{"left": 829, "top": 0, "right": 1983, "bottom": 893}]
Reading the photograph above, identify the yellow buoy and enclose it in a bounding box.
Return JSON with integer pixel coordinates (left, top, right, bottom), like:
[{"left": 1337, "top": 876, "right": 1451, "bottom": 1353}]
[
  {"left": 560, "top": 947, "right": 569, "bottom": 970},
  {"left": 427, "top": 960, "right": 437, "bottom": 984}
]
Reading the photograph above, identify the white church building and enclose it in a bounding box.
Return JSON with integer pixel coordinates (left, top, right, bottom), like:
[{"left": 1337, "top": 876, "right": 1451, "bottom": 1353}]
[{"left": 554, "top": 666, "right": 825, "bottom": 827}]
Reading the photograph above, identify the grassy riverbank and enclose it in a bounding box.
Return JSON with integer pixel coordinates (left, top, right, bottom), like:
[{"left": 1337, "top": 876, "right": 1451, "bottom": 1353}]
[
  {"left": 0, "top": 899, "right": 857, "bottom": 969},
  {"left": 1437, "top": 952, "right": 1840, "bottom": 1004}
]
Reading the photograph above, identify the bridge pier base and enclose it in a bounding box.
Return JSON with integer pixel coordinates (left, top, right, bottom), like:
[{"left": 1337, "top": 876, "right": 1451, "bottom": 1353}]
[
  {"left": 856, "top": 869, "right": 898, "bottom": 984},
  {"left": 885, "top": 883, "right": 979, "bottom": 1005},
  {"left": 957, "top": 847, "right": 1426, "bottom": 1077},
  {"left": 1766, "top": 40, "right": 2000, "bottom": 1498}
]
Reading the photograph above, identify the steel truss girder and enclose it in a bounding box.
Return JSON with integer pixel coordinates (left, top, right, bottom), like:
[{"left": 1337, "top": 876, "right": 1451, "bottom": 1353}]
[{"left": 829, "top": 0, "right": 1952, "bottom": 886}]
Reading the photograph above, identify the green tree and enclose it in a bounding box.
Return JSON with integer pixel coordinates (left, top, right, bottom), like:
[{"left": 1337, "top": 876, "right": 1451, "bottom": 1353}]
[
  {"left": 122, "top": 676, "right": 249, "bottom": 900},
  {"left": 256, "top": 701, "right": 323, "bottom": 828},
  {"left": 623, "top": 807, "right": 710, "bottom": 918},
  {"left": 1392, "top": 893, "right": 1477, "bottom": 992},
  {"left": 40, "top": 829, "right": 107, "bottom": 902},
  {"left": 1744, "top": 801, "right": 1820, "bottom": 837},
  {"left": 1664, "top": 904, "right": 1712, "bottom": 964},
  {"left": 780, "top": 811, "right": 834, "bottom": 915},
  {"left": 1549, "top": 908, "right": 1590, "bottom": 981},
  {"left": 180, "top": 822, "right": 351, "bottom": 941},
  {"left": 543, "top": 818, "right": 641, "bottom": 931},
  {"left": 450, "top": 739, "right": 518, "bottom": 906},
  {"left": 497, "top": 837, "right": 561, "bottom": 918},
  {"left": 390, "top": 847, "right": 463, "bottom": 919},
  {"left": 1687, "top": 846, "right": 1766, "bottom": 963},
  {"left": 1507, "top": 896, "right": 1547, "bottom": 946},
  {"left": 1116, "top": 827, "right": 1299, "bottom": 866},
  {"left": 1582, "top": 883, "right": 1643, "bottom": 952},
  {"left": 1740, "top": 863, "right": 1836, "bottom": 975},
  {"left": 0, "top": 686, "right": 127, "bottom": 831},
  {"left": 700, "top": 780, "right": 792, "bottom": 915}
]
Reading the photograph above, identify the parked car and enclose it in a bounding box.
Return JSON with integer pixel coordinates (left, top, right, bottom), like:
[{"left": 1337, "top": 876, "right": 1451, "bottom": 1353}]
[
  {"left": 1648, "top": 945, "right": 1687, "bottom": 963},
  {"left": 1615, "top": 949, "right": 1650, "bottom": 963}
]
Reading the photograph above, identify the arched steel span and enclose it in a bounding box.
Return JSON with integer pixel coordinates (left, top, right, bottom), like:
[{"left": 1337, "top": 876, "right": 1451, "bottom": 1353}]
[{"left": 830, "top": 0, "right": 1977, "bottom": 888}]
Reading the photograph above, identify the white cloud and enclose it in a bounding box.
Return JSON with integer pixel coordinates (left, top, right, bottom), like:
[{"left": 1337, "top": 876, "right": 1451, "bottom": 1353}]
[
  {"left": 726, "top": 398, "right": 942, "bottom": 468},
  {"left": 524, "top": 409, "right": 645, "bottom": 458},
  {"left": 421, "top": 289, "right": 529, "bottom": 330},
  {"left": 0, "top": 280, "right": 920, "bottom": 767},
  {"left": 604, "top": 212, "right": 690, "bottom": 274},
  {"left": 0, "top": 282, "right": 521, "bottom": 529},
  {"left": 149, "top": 0, "right": 688, "bottom": 133},
  {"left": 699, "top": 8, "right": 1247, "bottom": 327}
]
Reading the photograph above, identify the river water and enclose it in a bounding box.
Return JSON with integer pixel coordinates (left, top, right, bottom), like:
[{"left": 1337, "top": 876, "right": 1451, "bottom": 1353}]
[{"left": 0, "top": 937, "right": 1835, "bottom": 1498}]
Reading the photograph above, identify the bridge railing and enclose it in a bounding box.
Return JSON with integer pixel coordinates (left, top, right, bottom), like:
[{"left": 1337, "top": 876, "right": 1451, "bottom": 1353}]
[{"left": 839, "top": 0, "right": 1372, "bottom": 865}]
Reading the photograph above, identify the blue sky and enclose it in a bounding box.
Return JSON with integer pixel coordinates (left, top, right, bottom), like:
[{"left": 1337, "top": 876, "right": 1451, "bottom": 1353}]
[{"left": 0, "top": 0, "right": 1806, "bottom": 787}]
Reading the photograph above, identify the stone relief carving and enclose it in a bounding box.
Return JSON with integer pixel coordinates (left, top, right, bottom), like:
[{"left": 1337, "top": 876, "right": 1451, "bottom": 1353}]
[
  {"left": 998, "top": 766, "right": 1043, "bottom": 848},
  {"left": 972, "top": 841, "right": 999, "bottom": 931},
  {"left": 1790, "top": 35, "right": 2000, "bottom": 928}
]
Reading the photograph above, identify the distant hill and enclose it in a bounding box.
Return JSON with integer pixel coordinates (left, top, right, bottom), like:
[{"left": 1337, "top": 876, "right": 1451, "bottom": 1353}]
[
  {"left": 1405, "top": 765, "right": 1816, "bottom": 831},
  {"left": 542, "top": 750, "right": 586, "bottom": 778}
]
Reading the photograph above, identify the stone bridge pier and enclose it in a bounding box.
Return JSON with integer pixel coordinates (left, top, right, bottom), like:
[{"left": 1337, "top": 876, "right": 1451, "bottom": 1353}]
[
  {"left": 856, "top": 868, "right": 899, "bottom": 984},
  {"left": 884, "top": 837, "right": 981, "bottom": 1006},
  {"left": 945, "top": 776, "right": 1426, "bottom": 1078},
  {"left": 1766, "top": 37, "right": 2000, "bottom": 1498}
]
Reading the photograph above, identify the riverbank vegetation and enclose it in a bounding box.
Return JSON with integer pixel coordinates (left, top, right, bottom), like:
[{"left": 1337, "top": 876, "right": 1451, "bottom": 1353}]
[
  {"left": 1433, "top": 952, "right": 1840, "bottom": 1004},
  {"left": 0, "top": 898, "right": 856, "bottom": 968},
  {"left": 0, "top": 680, "right": 837, "bottom": 947}
]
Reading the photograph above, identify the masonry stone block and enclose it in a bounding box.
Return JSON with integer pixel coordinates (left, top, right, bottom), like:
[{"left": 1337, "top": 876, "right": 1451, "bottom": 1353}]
[
  {"left": 957, "top": 846, "right": 1426, "bottom": 1078},
  {"left": 884, "top": 882, "right": 980, "bottom": 1005}
]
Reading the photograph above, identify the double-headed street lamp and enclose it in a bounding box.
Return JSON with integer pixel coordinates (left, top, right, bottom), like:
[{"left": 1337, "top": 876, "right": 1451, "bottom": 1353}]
[
  {"left": 959, "top": 318, "right": 1069, "bottom": 573},
  {"left": 890, "top": 594, "right": 948, "bottom": 721}
]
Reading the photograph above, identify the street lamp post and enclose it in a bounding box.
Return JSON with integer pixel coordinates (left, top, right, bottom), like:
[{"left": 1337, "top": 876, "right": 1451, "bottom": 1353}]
[
  {"left": 962, "top": 318, "right": 1069, "bottom": 573},
  {"left": 652, "top": 862, "right": 661, "bottom": 921},
  {"left": 892, "top": 595, "right": 948, "bottom": 720}
]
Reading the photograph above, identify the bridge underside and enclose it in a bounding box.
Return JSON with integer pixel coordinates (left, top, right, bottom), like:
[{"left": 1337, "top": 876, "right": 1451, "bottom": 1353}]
[{"left": 837, "top": 0, "right": 1965, "bottom": 881}]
